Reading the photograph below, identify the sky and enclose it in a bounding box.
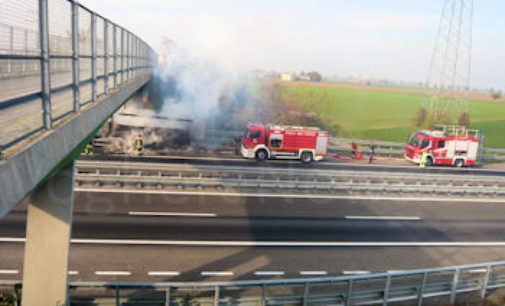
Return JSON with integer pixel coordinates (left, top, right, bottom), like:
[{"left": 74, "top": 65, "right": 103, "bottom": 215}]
[{"left": 79, "top": 0, "right": 505, "bottom": 91}]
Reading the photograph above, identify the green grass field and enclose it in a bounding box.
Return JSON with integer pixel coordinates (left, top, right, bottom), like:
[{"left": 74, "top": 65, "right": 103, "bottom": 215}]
[{"left": 277, "top": 84, "right": 505, "bottom": 148}]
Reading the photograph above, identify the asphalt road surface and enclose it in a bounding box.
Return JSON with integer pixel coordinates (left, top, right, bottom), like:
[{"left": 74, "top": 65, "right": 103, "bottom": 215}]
[{"left": 2, "top": 190, "right": 505, "bottom": 282}]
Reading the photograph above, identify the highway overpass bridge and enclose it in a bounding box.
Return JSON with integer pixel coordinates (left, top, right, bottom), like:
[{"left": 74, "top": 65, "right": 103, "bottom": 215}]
[{"left": 0, "top": 0, "right": 155, "bottom": 304}]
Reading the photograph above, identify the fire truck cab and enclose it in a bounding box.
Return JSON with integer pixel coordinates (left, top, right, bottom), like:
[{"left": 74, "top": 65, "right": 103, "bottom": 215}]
[
  {"left": 404, "top": 125, "right": 482, "bottom": 167},
  {"left": 241, "top": 123, "right": 328, "bottom": 163}
]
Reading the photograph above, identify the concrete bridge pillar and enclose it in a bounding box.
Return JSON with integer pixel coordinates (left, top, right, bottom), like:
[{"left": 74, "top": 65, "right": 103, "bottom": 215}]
[{"left": 22, "top": 161, "right": 75, "bottom": 306}]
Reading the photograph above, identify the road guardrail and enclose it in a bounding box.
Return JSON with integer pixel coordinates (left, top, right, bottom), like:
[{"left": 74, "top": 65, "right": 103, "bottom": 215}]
[
  {"left": 74, "top": 160, "right": 505, "bottom": 197},
  {"left": 2, "top": 260, "right": 505, "bottom": 305}
]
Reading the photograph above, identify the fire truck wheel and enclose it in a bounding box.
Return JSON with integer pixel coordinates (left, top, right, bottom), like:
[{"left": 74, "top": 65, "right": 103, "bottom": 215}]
[
  {"left": 454, "top": 159, "right": 464, "bottom": 168},
  {"left": 301, "top": 151, "right": 313, "bottom": 163},
  {"left": 426, "top": 157, "right": 433, "bottom": 166},
  {"left": 255, "top": 149, "right": 268, "bottom": 161}
]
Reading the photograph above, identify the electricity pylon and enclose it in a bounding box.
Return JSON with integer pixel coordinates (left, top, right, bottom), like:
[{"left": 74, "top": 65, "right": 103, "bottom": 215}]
[{"left": 426, "top": 0, "right": 473, "bottom": 125}]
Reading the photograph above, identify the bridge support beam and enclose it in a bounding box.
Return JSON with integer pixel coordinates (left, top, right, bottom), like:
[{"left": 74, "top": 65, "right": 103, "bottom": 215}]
[{"left": 22, "top": 161, "right": 75, "bottom": 305}]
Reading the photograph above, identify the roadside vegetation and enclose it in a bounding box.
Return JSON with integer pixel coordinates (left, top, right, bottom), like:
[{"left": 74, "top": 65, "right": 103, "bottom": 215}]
[{"left": 251, "top": 81, "right": 505, "bottom": 148}]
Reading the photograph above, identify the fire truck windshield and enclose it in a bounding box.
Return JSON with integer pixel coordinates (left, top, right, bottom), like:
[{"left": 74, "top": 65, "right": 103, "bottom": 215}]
[{"left": 408, "top": 135, "right": 421, "bottom": 147}]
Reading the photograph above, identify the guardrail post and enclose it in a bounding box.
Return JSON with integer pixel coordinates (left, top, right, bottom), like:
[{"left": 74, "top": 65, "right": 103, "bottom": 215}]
[
  {"left": 39, "top": 0, "right": 52, "bottom": 129},
  {"left": 104, "top": 20, "right": 109, "bottom": 94},
  {"left": 481, "top": 265, "right": 491, "bottom": 300},
  {"left": 450, "top": 268, "right": 460, "bottom": 304},
  {"left": 71, "top": 1, "right": 80, "bottom": 112},
  {"left": 165, "top": 286, "right": 171, "bottom": 306},
  {"left": 261, "top": 284, "right": 267, "bottom": 306},
  {"left": 302, "top": 282, "right": 310, "bottom": 306},
  {"left": 417, "top": 272, "right": 427, "bottom": 306},
  {"left": 345, "top": 279, "right": 353, "bottom": 306},
  {"left": 115, "top": 285, "right": 120, "bottom": 306},
  {"left": 383, "top": 275, "right": 391, "bottom": 306},
  {"left": 91, "top": 12, "right": 97, "bottom": 101},
  {"left": 214, "top": 285, "right": 220, "bottom": 306}
]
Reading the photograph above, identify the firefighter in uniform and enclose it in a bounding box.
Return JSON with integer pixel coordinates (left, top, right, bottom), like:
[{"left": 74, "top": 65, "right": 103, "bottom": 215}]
[
  {"left": 84, "top": 141, "right": 93, "bottom": 156},
  {"left": 136, "top": 137, "right": 144, "bottom": 155},
  {"left": 419, "top": 150, "right": 428, "bottom": 168}
]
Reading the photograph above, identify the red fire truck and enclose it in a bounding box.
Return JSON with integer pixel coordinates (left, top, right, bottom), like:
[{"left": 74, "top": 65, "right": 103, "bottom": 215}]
[
  {"left": 404, "top": 125, "right": 482, "bottom": 167},
  {"left": 241, "top": 123, "right": 329, "bottom": 162}
]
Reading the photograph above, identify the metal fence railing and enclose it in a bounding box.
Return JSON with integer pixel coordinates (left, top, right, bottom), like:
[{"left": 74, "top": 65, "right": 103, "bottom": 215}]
[
  {"left": 0, "top": 0, "right": 156, "bottom": 154},
  {"left": 2, "top": 260, "right": 505, "bottom": 305}
]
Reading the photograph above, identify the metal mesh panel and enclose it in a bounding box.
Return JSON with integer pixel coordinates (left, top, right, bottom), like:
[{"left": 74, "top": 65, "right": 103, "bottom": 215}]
[
  {"left": 0, "top": 97, "right": 43, "bottom": 148},
  {"left": 79, "top": 57, "right": 91, "bottom": 82},
  {"left": 0, "top": 59, "right": 41, "bottom": 101},
  {"left": 96, "top": 58, "right": 105, "bottom": 95},
  {"left": 96, "top": 17, "right": 104, "bottom": 57},
  {"left": 51, "top": 88, "right": 73, "bottom": 120},
  {"left": 48, "top": 0, "right": 72, "bottom": 56},
  {"left": 0, "top": 0, "right": 39, "bottom": 56},
  {"left": 122, "top": 30, "right": 128, "bottom": 78},
  {"left": 50, "top": 58, "right": 72, "bottom": 89},
  {"left": 78, "top": 7, "right": 91, "bottom": 56},
  {"left": 107, "top": 21, "right": 113, "bottom": 57},
  {"left": 80, "top": 82, "right": 92, "bottom": 104}
]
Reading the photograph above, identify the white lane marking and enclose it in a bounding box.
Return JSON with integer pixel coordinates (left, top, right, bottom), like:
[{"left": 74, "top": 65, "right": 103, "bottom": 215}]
[
  {"left": 468, "top": 269, "right": 487, "bottom": 273},
  {"left": 148, "top": 271, "right": 180, "bottom": 276},
  {"left": 0, "top": 269, "right": 18, "bottom": 274},
  {"left": 343, "top": 271, "right": 371, "bottom": 275},
  {"left": 4, "top": 237, "right": 505, "bottom": 247},
  {"left": 387, "top": 270, "right": 406, "bottom": 273},
  {"left": 95, "top": 271, "right": 131, "bottom": 276},
  {"left": 128, "top": 211, "right": 217, "bottom": 217},
  {"left": 300, "top": 271, "right": 327, "bottom": 276},
  {"left": 75, "top": 188, "right": 505, "bottom": 203},
  {"left": 254, "top": 271, "right": 285, "bottom": 276},
  {"left": 68, "top": 271, "right": 79, "bottom": 275},
  {"left": 345, "top": 216, "right": 422, "bottom": 221},
  {"left": 201, "top": 271, "right": 234, "bottom": 276}
]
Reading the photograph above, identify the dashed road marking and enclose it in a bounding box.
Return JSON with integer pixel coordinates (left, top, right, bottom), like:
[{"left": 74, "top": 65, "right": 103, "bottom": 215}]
[
  {"left": 148, "top": 271, "right": 180, "bottom": 276},
  {"left": 468, "top": 269, "right": 487, "bottom": 273},
  {"left": 95, "top": 271, "right": 131, "bottom": 276},
  {"left": 254, "top": 271, "right": 285, "bottom": 276},
  {"left": 342, "top": 271, "right": 371, "bottom": 275},
  {"left": 345, "top": 216, "right": 422, "bottom": 221},
  {"left": 201, "top": 271, "right": 234, "bottom": 276},
  {"left": 128, "top": 211, "right": 217, "bottom": 217},
  {"left": 0, "top": 269, "right": 18, "bottom": 274},
  {"left": 300, "top": 271, "right": 327, "bottom": 276},
  {"left": 68, "top": 271, "right": 79, "bottom": 275}
]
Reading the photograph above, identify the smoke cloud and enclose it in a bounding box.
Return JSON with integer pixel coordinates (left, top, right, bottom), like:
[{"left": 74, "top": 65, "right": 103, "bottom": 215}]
[{"left": 155, "top": 37, "right": 244, "bottom": 122}]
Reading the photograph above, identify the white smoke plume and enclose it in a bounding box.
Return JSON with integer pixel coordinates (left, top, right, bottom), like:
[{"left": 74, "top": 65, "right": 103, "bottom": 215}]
[{"left": 155, "top": 37, "right": 243, "bottom": 121}]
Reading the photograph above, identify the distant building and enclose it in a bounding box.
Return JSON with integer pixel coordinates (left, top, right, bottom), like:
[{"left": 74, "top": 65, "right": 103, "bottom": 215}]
[{"left": 280, "top": 73, "right": 293, "bottom": 81}]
